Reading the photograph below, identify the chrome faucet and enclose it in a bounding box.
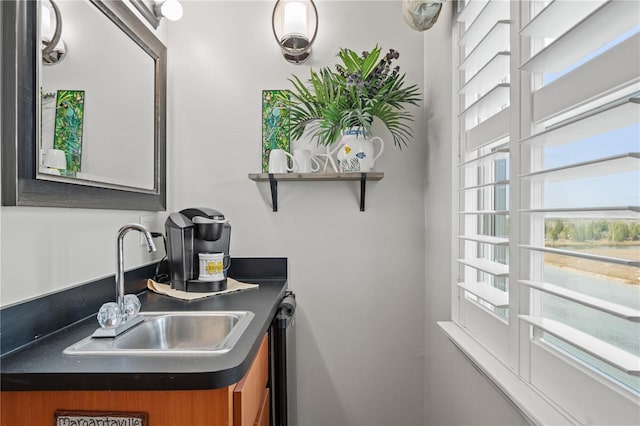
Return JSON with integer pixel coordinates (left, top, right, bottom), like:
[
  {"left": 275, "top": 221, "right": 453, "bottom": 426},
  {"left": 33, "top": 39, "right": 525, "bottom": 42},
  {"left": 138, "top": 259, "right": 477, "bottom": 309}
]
[
  {"left": 93, "top": 223, "right": 156, "bottom": 338},
  {"left": 116, "top": 223, "right": 156, "bottom": 314}
]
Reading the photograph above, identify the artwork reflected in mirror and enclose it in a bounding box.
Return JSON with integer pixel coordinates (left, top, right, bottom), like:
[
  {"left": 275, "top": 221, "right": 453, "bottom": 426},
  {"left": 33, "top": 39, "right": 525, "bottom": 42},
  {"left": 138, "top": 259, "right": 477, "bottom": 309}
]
[{"left": 39, "top": 0, "right": 156, "bottom": 190}]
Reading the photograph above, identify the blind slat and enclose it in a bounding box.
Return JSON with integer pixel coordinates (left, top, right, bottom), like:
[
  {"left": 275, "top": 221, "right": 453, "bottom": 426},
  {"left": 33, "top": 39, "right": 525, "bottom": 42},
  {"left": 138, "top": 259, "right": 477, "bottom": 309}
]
[
  {"left": 519, "top": 315, "right": 640, "bottom": 375},
  {"left": 458, "top": 179, "right": 509, "bottom": 192},
  {"left": 520, "top": 0, "right": 640, "bottom": 73},
  {"left": 458, "top": 146, "right": 508, "bottom": 167},
  {"left": 520, "top": 153, "right": 640, "bottom": 182},
  {"left": 458, "top": 282, "right": 509, "bottom": 308},
  {"left": 459, "top": 84, "right": 510, "bottom": 128},
  {"left": 520, "top": 280, "right": 640, "bottom": 321},
  {"left": 460, "top": 0, "right": 509, "bottom": 52},
  {"left": 459, "top": 52, "right": 509, "bottom": 95},
  {"left": 521, "top": 206, "right": 640, "bottom": 219},
  {"left": 458, "top": 234, "right": 509, "bottom": 246},
  {"left": 520, "top": 95, "right": 640, "bottom": 147},
  {"left": 458, "top": 258, "right": 509, "bottom": 277},
  {"left": 459, "top": 21, "right": 510, "bottom": 75},
  {"left": 466, "top": 107, "right": 510, "bottom": 150},
  {"left": 520, "top": 245, "right": 640, "bottom": 267},
  {"left": 458, "top": 210, "right": 509, "bottom": 216},
  {"left": 520, "top": 0, "right": 607, "bottom": 39},
  {"left": 457, "top": 0, "right": 489, "bottom": 24},
  {"left": 532, "top": 34, "right": 640, "bottom": 124}
]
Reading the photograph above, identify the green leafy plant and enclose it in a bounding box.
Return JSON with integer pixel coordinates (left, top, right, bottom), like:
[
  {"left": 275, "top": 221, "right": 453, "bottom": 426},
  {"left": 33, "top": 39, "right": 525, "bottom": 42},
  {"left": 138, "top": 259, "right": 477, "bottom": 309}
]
[{"left": 285, "top": 46, "right": 422, "bottom": 149}]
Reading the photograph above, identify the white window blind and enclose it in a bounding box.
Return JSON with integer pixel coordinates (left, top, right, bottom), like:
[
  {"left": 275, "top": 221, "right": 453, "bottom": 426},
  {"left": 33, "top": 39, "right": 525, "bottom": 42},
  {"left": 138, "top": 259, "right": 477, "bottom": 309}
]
[
  {"left": 455, "top": 0, "right": 511, "bottom": 360},
  {"left": 517, "top": 1, "right": 640, "bottom": 422},
  {"left": 453, "top": 1, "right": 640, "bottom": 423}
]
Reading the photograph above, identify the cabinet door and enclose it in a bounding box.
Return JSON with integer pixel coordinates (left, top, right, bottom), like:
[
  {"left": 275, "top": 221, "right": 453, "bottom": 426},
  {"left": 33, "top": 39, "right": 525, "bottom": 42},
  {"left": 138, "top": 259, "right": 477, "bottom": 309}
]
[
  {"left": 254, "top": 388, "right": 270, "bottom": 426},
  {"left": 233, "top": 334, "right": 269, "bottom": 426}
]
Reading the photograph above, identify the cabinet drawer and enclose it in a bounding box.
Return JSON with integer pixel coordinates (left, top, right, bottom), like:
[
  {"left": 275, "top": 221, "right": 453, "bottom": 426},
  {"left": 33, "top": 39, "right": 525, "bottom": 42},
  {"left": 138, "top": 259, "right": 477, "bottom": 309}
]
[{"left": 233, "top": 334, "right": 268, "bottom": 426}]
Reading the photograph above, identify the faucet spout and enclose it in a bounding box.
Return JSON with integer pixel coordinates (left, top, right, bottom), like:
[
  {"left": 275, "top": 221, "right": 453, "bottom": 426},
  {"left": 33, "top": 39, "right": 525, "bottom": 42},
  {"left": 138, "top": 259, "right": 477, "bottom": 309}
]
[{"left": 116, "top": 223, "right": 156, "bottom": 315}]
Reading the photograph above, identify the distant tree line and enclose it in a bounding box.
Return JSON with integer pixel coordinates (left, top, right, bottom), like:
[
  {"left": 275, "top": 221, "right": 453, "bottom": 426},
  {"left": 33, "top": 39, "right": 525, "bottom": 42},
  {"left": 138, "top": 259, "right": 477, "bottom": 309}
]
[{"left": 545, "top": 220, "right": 640, "bottom": 243}]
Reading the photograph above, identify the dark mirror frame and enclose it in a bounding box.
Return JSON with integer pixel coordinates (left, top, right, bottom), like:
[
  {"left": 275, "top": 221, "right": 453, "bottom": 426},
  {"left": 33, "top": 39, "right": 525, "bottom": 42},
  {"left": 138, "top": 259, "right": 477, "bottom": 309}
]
[{"left": 1, "top": 0, "right": 166, "bottom": 211}]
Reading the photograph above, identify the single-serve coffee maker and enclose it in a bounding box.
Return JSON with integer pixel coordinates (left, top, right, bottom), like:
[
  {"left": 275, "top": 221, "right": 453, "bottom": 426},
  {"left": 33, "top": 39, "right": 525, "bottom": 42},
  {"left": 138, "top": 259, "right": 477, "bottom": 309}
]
[{"left": 165, "top": 207, "right": 231, "bottom": 292}]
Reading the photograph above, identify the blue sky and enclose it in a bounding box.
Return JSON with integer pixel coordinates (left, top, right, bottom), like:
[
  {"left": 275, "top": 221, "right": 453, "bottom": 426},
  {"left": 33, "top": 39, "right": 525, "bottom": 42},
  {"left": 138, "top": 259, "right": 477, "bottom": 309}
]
[
  {"left": 543, "top": 124, "right": 639, "bottom": 209},
  {"left": 541, "top": 26, "right": 640, "bottom": 210}
]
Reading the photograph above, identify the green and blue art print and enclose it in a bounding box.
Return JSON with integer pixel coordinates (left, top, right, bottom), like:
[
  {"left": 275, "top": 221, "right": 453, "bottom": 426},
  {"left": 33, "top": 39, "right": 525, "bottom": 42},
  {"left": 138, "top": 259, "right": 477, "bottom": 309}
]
[
  {"left": 54, "top": 90, "right": 85, "bottom": 173},
  {"left": 262, "top": 90, "right": 290, "bottom": 173}
]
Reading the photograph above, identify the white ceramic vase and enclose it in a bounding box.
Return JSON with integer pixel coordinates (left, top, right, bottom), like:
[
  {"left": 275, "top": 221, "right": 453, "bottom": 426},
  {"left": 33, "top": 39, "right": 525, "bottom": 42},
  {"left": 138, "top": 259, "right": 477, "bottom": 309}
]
[{"left": 334, "top": 129, "right": 384, "bottom": 173}]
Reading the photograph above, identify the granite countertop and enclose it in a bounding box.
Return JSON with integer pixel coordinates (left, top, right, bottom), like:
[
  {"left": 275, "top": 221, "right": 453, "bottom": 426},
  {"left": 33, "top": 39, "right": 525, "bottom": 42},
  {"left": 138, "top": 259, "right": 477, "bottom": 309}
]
[{"left": 0, "top": 259, "right": 288, "bottom": 392}]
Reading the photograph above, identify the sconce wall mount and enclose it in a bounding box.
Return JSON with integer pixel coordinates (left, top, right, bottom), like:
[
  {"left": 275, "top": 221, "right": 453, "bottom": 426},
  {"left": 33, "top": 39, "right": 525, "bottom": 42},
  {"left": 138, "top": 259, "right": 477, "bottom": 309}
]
[
  {"left": 272, "top": 0, "right": 318, "bottom": 64},
  {"left": 41, "top": 0, "right": 67, "bottom": 65}
]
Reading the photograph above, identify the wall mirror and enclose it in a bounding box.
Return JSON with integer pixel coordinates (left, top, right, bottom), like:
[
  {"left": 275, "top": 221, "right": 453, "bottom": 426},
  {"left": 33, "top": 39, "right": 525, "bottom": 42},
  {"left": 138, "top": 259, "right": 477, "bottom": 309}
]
[{"left": 1, "top": 0, "right": 166, "bottom": 210}]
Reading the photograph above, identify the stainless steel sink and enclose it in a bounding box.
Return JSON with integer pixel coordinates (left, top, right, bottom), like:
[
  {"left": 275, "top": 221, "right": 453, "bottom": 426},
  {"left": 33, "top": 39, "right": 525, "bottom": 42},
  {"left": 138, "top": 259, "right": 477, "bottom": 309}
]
[{"left": 64, "top": 311, "right": 254, "bottom": 355}]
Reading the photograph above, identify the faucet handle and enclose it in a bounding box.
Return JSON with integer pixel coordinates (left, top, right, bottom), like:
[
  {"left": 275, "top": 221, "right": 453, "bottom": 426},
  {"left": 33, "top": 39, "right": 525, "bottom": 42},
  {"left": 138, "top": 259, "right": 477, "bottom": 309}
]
[
  {"left": 97, "top": 302, "right": 123, "bottom": 328},
  {"left": 123, "top": 294, "right": 141, "bottom": 319}
]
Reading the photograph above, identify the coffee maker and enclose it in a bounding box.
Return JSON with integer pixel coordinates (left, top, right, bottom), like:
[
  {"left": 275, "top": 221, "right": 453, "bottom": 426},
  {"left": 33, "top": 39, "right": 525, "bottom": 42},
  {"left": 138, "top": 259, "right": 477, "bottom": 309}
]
[{"left": 165, "top": 207, "right": 231, "bottom": 292}]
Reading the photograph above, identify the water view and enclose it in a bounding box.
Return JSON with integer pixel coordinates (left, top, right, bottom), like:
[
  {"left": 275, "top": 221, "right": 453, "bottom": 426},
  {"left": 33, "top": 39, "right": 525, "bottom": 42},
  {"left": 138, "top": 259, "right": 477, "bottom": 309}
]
[{"left": 542, "top": 261, "right": 640, "bottom": 393}]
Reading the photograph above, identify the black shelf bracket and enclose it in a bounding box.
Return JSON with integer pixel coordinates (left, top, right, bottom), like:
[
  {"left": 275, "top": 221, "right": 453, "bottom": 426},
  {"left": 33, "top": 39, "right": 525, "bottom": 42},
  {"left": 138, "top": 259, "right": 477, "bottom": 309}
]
[
  {"left": 360, "top": 173, "right": 367, "bottom": 211},
  {"left": 268, "top": 173, "right": 278, "bottom": 212}
]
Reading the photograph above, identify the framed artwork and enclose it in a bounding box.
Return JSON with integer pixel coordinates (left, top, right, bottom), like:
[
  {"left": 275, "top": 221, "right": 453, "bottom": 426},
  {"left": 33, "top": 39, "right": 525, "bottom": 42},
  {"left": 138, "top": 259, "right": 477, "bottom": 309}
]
[
  {"left": 262, "top": 90, "right": 290, "bottom": 173},
  {"left": 54, "top": 90, "right": 85, "bottom": 173}
]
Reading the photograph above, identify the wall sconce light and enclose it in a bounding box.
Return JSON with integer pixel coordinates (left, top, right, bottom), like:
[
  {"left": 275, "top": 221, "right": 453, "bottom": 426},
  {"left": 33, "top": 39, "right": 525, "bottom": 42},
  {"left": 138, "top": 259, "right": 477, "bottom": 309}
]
[
  {"left": 272, "top": 0, "right": 318, "bottom": 64},
  {"left": 41, "top": 0, "right": 67, "bottom": 65},
  {"left": 154, "top": 0, "right": 183, "bottom": 22}
]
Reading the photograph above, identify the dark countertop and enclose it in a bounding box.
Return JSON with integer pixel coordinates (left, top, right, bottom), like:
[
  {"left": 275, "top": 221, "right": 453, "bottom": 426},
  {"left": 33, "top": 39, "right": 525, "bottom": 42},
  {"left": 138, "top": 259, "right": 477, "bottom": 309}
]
[{"left": 0, "top": 260, "right": 288, "bottom": 392}]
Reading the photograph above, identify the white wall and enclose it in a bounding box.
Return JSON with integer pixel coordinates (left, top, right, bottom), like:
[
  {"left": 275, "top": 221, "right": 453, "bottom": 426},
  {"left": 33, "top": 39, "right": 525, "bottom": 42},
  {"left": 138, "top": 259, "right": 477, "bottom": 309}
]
[
  {"left": 168, "top": 1, "right": 425, "bottom": 425},
  {"left": 422, "top": 2, "right": 527, "bottom": 425}
]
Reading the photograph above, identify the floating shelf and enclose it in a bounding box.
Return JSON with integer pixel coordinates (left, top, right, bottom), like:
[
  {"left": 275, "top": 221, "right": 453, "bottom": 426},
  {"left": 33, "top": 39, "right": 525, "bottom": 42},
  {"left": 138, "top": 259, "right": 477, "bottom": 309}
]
[{"left": 248, "top": 172, "right": 384, "bottom": 212}]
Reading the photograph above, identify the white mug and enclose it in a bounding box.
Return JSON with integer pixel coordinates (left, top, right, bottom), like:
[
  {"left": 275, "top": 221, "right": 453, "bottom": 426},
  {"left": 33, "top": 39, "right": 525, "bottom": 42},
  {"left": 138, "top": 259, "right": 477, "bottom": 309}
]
[
  {"left": 198, "top": 252, "right": 231, "bottom": 281},
  {"left": 293, "top": 149, "right": 320, "bottom": 173},
  {"left": 268, "top": 148, "right": 295, "bottom": 173}
]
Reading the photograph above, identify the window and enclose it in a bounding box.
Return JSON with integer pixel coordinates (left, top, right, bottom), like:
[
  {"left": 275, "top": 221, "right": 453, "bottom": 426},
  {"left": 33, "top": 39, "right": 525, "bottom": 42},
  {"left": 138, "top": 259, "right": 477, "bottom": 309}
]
[{"left": 452, "top": 1, "right": 640, "bottom": 423}]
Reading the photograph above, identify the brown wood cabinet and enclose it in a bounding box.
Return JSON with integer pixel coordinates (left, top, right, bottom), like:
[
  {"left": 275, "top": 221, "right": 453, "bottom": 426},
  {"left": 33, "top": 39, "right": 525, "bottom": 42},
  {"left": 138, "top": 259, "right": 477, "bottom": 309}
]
[{"left": 1, "top": 335, "right": 269, "bottom": 426}]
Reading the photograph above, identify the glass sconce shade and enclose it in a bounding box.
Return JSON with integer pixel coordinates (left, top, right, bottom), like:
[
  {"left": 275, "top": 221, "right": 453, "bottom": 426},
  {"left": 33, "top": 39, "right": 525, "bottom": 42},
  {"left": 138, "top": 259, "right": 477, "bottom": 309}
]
[
  {"left": 154, "top": 0, "right": 183, "bottom": 22},
  {"left": 272, "top": 0, "right": 318, "bottom": 64}
]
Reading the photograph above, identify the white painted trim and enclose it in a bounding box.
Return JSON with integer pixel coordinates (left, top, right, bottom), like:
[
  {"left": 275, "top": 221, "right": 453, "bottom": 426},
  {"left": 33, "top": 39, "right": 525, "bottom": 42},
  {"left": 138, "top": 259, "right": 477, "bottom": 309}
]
[{"left": 438, "top": 321, "right": 577, "bottom": 426}]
